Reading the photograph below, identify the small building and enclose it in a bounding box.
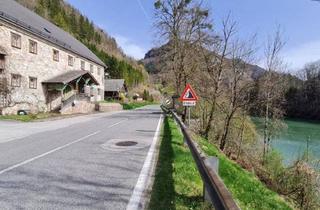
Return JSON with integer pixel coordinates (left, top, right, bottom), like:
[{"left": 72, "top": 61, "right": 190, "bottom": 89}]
[
  {"left": 104, "top": 79, "right": 127, "bottom": 100},
  {"left": 0, "top": 0, "right": 106, "bottom": 115}
]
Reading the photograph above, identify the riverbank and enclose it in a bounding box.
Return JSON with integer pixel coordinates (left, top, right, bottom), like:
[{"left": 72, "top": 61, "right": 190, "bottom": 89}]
[
  {"left": 149, "top": 116, "right": 292, "bottom": 210},
  {"left": 252, "top": 117, "right": 320, "bottom": 167}
]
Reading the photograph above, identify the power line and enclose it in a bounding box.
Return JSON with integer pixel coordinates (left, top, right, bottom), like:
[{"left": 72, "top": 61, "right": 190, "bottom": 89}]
[{"left": 136, "top": 0, "right": 151, "bottom": 24}]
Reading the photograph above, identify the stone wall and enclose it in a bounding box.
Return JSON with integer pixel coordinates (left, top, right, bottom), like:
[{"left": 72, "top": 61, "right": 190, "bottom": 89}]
[
  {"left": 98, "top": 103, "right": 123, "bottom": 112},
  {"left": 0, "top": 21, "right": 105, "bottom": 115},
  {"left": 60, "top": 100, "right": 96, "bottom": 115}
]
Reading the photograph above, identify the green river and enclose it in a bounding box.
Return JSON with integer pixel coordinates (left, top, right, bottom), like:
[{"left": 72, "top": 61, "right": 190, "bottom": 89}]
[{"left": 254, "top": 118, "right": 320, "bottom": 166}]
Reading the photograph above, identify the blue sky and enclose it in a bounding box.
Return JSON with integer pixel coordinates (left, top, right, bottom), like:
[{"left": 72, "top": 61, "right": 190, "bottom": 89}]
[{"left": 66, "top": 0, "right": 320, "bottom": 71}]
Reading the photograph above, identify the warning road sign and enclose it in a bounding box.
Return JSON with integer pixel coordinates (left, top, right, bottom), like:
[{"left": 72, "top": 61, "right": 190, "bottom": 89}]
[{"left": 180, "top": 84, "right": 198, "bottom": 102}]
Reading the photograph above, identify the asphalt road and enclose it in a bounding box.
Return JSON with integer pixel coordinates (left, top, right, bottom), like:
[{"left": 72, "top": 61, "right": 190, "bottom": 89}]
[{"left": 0, "top": 105, "right": 162, "bottom": 210}]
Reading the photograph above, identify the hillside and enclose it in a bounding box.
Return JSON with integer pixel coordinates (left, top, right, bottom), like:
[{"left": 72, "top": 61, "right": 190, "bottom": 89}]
[
  {"left": 142, "top": 44, "right": 265, "bottom": 80},
  {"left": 15, "top": 0, "right": 148, "bottom": 87}
]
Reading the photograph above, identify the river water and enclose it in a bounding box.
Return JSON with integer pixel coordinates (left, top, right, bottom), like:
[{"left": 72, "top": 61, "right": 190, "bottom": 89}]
[{"left": 253, "top": 118, "right": 320, "bottom": 166}]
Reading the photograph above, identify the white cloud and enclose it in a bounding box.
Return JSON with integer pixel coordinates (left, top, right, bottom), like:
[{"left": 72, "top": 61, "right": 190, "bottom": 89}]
[
  {"left": 113, "top": 35, "right": 147, "bottom": 60},
  {"left": 282, "top": 40, "right": 320, "bottom": 71}
]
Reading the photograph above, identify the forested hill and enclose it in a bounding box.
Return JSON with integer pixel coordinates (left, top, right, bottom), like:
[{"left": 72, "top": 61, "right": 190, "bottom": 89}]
[{"left": 15, "top": 0, "right": 148, "bottom": 87}]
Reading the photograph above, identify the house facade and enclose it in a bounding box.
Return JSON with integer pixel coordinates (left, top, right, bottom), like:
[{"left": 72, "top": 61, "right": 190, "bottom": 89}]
[
  {"left": 0, "top": 0, "right": 106, "bottom": 115},
  {"left": 104, "top": 79, "right": 127, "bottom": 100}
]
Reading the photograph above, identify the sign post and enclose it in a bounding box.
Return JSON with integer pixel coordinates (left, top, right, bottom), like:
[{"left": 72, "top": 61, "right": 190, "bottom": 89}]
[{"left": 180, "top": 84, "right": 198, "bottom": 126}]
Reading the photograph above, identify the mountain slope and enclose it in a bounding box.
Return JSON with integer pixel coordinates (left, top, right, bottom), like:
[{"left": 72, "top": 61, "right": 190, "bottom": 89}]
[
  {"left": 15, "top": 0, "right": 148, "bottom": 87},
  {"left": 142, "top": 44, "right": 265, "bottom": 80}
]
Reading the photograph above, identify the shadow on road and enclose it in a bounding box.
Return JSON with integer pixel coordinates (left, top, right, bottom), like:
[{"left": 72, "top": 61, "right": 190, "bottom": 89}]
[{"left": 148, "top": 117, "right": 175, "bottom": 210}]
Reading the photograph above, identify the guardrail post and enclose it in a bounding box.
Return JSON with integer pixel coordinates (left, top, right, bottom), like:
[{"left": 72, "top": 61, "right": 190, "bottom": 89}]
[{"left": 203, "top": 157, "right": 219, "bottom": 203}]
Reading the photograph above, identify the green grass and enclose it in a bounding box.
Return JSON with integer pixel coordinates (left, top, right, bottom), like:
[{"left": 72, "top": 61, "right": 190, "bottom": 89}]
[
  {"left": 196, "top": 138, "right": 293, "bottom": 210},
  {"left": 0, "top": 113, "right": 66, "bottom": 122},
  {"left": 149, "top": 117, "right": 212, "bottom": 210},
  {"left": 0, "top": 114, "right": 35, "bottom": 122},
  {"left": 150, "top": 116, "right": 293, "bottom": 210},
  {"left": 100, "top": 100, "right": 156, "bottom": 110},
  {"left": 122, "top": 101, "right": 156, "bottom": 110}
]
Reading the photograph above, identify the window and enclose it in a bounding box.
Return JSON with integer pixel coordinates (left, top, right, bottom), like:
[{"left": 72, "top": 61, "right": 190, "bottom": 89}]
[
  {"left": 29, "top": 40, "right": 37, "bottom": 54},
  {"left": 11, "top": 32, "right": 21, "bottom": 49},
  {"left": 0, "top": 55, "right": 4, "bottom": 70},
  {"left": 81, "top": 61, "right": 85, "bottom": 70},
  {"left": 53, "top": 49, "right": 59, "bottom": 61},
  {"left": 68, "top": 55, "right": 74, "bottom": 66},
  {"left": 11, "top": 74, "right": 21, "bottom": 87},
  {"left": 97, "top": 67, "right": 101, "bottom": 76},
  {"left": 29, "top": 77, "right": 37, "bottom": 89},
  {"left": 90, "top": 64, "right": 94, "bottom": 73}
]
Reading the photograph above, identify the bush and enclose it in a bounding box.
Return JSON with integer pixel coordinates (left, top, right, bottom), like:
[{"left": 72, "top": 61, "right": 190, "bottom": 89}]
[{"left": 142, "top": 89, "right": 155, "bottom": 102}]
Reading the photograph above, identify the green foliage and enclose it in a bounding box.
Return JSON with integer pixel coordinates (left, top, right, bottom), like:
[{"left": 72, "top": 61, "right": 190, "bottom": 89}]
[
  {"left": 154, "top": 1, "right": 161, "bottom": 9},
  {"left": 142, "top": 89, "right": 154, "bottom": 102},
  {"left": 285, "top": 62, "right": 320, "bottom": 120},
  {"left": 149, "top": 116, "right": 292, "bottom": 209},
  {"left": 121, "top": 101, "right": 155, "bottom": 110},
  {"left": 264, "top": 150, "right": 285, "bottom": 181},
  {"left": 197, "top": 137, "right": 293, "bottom": 210},
  {"left": 149, "top": 117, "right": 211, "bottom": 210},
  {"left": 0, "top": 113, "right": 61, "bottom": 122},
  {"left": 88, "top": 45, "right": 145, "bottom": 87}
]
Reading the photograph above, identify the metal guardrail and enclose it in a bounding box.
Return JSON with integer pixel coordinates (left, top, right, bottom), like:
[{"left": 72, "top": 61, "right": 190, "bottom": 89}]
[{"left": 161, "top": 105, "right": 240, "bottom": 210}]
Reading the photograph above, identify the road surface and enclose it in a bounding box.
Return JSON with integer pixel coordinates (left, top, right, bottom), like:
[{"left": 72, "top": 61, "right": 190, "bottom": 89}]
[{"left": 0, "top": 105, "right": 162, "bottom": 210}]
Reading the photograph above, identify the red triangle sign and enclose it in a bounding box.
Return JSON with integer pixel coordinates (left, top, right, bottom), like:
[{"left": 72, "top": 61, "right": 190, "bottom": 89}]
[{"left": 180, "top": 84, "right": 198, "bottom": 101}]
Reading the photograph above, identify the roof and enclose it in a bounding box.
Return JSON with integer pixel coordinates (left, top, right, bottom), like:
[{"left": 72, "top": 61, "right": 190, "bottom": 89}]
[
  {"left": 104, "top": 79, "right": 125, "bottom": 92},
  {"left": 0, "top": 0, "right": 106, "bottom": 67},
  {"left": 43, "top": 70, "right": 99, "bottom": 85}
]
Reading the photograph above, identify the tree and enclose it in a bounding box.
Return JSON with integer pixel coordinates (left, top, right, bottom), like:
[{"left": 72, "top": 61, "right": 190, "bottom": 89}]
[
  {"left": 154, "top": 0, "right": 212, "bottom": 122},
  {"left": 218, "top": 37, "right": 256, "bottom": 151},
  {"left": 154, "top": 0, "right": 212, "bottom": 94},
  {"left": 197, "top": 15, "right": 236, "bottom": 139},
  {"left": 259, "top": 27, "right": 287, "bottom": 162},
  {"left": 35, "top": 0, "right": 46, "bottom": 17},
  {"left": 69, "top": 9, "right": 78, "bottom": 35},
  {"left": 78, "top": 15, "right": 86, "bottom": 41},
  {"left": 48, "top": 0, "right": 61, "bottom": 19}
]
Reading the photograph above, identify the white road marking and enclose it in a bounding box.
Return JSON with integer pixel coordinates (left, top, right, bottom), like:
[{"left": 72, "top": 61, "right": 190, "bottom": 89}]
[
  {"left": 0, "top": 131, "right": 101, "bottom": 175},
  {"left": 108, "top": 119, "right": 128, "bottom": 128},
  {"left": 126, "top": 115, "right": 163, "bottom": 210},
  {"left": 0, "top": 119, "right": 128, "bottom": 175}
]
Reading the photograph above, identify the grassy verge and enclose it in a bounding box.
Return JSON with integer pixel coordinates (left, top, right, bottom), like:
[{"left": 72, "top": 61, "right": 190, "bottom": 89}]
[
  {"left": 150, "top": 116, "right": 292, "bottom": 210},
  {"left": 149, "top": 117, "right": 212, "bottom": 210},
  {"left": 196, "top": 137, "right": 293, "bottom": 210},
  {"left": 100, "top": 100, "right": 156, "bottom": 110},
  {"left": 122, "top": 101, "right": 156, "bottom": 110},
  {"left": 0, "top": 113, "right": 62, "bottom": 122}
]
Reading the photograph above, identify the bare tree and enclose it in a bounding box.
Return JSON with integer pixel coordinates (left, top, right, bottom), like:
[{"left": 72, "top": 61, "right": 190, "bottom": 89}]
[
  {"left": 259, "top": 27, "right": 287, "bottom": 162},
  {"left": 197, "top": 15, "right": 236, "bottom": 139},
  {"left": 218, "top": 37, "right": 256, "bottom": 151},
  {"left": 154, "top": 0, "right": 212, "bottom": 94}
]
